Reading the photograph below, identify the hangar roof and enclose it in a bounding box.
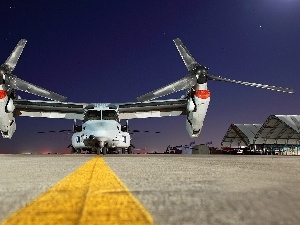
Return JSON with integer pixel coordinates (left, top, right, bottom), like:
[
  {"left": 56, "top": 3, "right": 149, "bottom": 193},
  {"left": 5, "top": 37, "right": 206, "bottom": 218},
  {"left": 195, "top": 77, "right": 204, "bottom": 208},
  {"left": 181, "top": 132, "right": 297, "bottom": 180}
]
[
  {"left": 254, "top": 115, "right": 300, "bottom": 145},
  {"left": 222, "top": 124, "right": 262, "bottom": 147}
]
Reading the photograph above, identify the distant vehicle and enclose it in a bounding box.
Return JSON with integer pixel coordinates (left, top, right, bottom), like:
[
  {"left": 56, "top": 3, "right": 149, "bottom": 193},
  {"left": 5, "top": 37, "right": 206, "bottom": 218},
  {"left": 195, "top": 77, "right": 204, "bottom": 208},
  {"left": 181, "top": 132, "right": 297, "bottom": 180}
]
[{"left": 236, "top": 149, "right": 243, "bottom": 154}]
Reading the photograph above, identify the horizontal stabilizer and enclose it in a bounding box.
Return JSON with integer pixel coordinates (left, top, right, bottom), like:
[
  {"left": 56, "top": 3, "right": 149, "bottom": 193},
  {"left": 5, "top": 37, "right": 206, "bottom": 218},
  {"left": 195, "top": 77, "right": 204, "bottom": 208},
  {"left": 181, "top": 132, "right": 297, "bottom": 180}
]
[{"left": 4, "top": 39, "right": 27, "bottom": 72}]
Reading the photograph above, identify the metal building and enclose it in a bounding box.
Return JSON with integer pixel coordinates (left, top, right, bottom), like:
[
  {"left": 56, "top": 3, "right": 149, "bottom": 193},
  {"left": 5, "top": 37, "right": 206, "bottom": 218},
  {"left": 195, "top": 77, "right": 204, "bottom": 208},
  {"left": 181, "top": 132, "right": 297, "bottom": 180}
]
[
  {"left": 222, "top": 124, "right": 262, "bottom": 147},
  {"left": 221, "top": 115, "right": 300, "bottom": 155},
  {"left": 254, "top": 115, "right": 300, "bottom": 145}
]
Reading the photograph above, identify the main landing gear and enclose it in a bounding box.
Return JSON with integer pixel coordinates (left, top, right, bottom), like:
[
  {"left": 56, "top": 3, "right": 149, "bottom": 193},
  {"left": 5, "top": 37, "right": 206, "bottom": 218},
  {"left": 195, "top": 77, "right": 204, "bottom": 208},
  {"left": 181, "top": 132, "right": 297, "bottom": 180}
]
[{"left": 121, "top": 146, "right": 132, "bottom": 154}]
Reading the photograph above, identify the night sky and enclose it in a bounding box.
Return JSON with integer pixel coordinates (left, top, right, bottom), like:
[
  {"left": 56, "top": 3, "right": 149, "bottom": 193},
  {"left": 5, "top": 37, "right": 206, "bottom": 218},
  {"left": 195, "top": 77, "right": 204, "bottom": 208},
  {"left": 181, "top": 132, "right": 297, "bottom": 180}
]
[{"left": 0, "top": 0, "right": 299, "bottom": 153}]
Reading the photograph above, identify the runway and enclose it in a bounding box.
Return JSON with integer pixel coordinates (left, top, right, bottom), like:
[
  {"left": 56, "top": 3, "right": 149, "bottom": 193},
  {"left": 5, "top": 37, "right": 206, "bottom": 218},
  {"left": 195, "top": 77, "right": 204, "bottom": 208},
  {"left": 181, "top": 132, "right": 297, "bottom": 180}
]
[{"left": 0, "top": 154, "right": 299, "bottom": 225}]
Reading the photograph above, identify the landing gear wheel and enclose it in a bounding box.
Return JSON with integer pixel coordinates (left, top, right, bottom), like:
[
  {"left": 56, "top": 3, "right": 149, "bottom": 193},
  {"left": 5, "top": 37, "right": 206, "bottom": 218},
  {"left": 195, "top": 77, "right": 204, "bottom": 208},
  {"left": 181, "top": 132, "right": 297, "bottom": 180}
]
[
  {"left": 71, "top": 147, "right": 77, "bottom": 154},
  {"left": 122, "top": 148, "right": 125, "bottom": 154},
  {"left": 102, "top": 147, "right": 107, "bottom": 155},
  {"left": 97, "top": 148, "right": 101, "bottom": 155},
  {"left": 128, "top": 147, "right": 132, "bottom": 154}
]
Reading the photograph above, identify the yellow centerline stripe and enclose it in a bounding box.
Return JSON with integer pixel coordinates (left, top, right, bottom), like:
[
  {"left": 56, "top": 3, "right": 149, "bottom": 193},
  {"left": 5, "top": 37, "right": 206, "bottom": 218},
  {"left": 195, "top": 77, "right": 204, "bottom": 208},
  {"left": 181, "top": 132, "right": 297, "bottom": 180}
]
[{"left": 2, "top": 156, "right": 153, "bottom": 225}]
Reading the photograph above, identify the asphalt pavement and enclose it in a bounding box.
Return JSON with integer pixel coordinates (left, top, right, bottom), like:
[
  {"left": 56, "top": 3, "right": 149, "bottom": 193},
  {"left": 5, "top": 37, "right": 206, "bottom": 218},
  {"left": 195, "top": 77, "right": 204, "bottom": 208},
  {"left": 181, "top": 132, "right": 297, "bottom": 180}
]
[{"left": 0, "top": 154, "right": 299, "bottom": 225}]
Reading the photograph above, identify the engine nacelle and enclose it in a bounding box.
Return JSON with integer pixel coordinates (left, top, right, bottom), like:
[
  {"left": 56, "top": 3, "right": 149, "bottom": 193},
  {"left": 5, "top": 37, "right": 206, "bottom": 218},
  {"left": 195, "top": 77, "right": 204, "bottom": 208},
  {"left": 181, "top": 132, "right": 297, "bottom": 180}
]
[
  {"left": 6, "top": 98, "right": 15, "bottom": 112},
  {"left": 186, "top": 83, "right": 210, "bottom": 137},
  {"left": 0, "top": 89, "right": 16, "bottom": 139},
  {"left": 187, "top": 98, "right": 195, "bottom": 111}
]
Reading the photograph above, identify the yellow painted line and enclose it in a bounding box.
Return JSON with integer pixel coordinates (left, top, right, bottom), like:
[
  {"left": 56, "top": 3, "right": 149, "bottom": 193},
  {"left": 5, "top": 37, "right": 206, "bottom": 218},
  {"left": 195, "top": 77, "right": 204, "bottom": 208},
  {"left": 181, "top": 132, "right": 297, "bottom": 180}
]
[{"left": 2, "top": 156, "right": 153, "bottom": 225}]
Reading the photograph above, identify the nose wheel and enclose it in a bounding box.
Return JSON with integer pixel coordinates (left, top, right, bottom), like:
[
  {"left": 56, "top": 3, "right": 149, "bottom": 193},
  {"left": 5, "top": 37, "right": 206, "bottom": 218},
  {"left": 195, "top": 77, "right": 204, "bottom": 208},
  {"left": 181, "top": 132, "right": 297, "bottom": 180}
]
[
  {"left": 96, "top": 142, "right": 108, "bottom": 155},
  {"left": 96, "top": 147, "right": 107, "bottom": 155}
]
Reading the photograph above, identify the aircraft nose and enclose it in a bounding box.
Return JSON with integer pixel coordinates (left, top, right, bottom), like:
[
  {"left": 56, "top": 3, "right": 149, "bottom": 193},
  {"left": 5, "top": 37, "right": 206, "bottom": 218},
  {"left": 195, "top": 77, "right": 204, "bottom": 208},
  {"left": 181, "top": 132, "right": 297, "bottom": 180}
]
[
  {"left": 95, "top": 137, "right": 108, "bottom": 142},
  {"left": 93, "top": 130, "right": 110, "bottom": 142}
]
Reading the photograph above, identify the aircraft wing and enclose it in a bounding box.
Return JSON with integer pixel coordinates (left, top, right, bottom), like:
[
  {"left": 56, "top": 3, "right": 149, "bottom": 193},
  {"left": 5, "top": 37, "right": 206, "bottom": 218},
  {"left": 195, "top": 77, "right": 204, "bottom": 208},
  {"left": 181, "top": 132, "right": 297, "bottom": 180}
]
[
  {"left": 117, "top": 99, "right": 186, "bottom": 119},
  {"left": 14, "top": 99, "right": 187, "bottom": 120},
  {"left": 14, "top": 100, "right": 87, "bottom": 120}
]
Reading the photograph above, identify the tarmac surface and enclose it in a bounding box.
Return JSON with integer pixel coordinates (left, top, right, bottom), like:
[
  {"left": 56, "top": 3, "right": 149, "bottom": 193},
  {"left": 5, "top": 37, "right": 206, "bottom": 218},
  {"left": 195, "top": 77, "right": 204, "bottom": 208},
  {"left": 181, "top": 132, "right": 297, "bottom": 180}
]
[{"left": 0, "top": 154, "right": 299, "bottom": 225}]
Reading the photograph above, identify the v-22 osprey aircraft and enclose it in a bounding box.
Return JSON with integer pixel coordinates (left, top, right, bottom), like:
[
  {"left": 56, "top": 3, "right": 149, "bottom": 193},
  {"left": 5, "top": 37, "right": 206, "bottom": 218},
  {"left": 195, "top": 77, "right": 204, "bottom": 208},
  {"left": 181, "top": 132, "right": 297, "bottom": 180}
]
[{"left": 0, "top": 39, "right": 294, "bottom": 154}]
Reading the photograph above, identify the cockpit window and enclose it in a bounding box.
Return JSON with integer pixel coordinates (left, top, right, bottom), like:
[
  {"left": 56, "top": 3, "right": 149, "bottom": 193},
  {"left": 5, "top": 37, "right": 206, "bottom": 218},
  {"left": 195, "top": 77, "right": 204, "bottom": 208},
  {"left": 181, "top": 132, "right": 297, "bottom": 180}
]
[
  {"left": 84, "top": 110, "right": 118, "bottom": 122},
  {"left": 102, "top": 110, "right": 118, "bottom": 121},
  {"left": 84, "top": 110, "right": 101, "bottom": 122}
]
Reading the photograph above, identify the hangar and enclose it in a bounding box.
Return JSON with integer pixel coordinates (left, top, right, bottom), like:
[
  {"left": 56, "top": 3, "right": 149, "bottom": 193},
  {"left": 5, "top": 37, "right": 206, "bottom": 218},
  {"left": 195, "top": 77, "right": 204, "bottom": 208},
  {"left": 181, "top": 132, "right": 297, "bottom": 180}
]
[
  {"left": 221, "top": 115, "right": 300, "bottom": 155},
  {"left": 222, "top": 124, "right": 261, "bottom": 147}
]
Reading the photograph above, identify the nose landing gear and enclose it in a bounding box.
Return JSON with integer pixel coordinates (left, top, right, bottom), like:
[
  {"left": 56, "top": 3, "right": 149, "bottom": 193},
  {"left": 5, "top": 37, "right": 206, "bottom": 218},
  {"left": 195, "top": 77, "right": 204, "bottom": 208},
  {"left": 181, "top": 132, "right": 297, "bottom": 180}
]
[{"left": 96, "top": 142, "right": 108, "bottom": 155}]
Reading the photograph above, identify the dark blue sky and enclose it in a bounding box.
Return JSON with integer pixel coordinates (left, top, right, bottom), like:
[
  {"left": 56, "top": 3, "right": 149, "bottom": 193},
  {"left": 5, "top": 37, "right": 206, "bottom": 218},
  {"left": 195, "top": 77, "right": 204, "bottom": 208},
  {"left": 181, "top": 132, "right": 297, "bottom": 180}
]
[{"left": 0, "top": 0, "right": 299, "bottom": 153}]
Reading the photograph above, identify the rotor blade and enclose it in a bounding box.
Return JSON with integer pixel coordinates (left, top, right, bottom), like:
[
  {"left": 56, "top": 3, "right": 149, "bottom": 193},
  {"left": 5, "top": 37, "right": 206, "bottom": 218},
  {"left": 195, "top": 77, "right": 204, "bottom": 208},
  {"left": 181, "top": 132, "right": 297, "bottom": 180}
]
[
  {"left": 137, "top": 74, "right": 197, "bottom": 102},
  {"left": 4, "top": 39, "right": 27, "bottom": 72},
  {"left": 173, "top": 38, "right": 198, "bottom": 71},
  {"left": 208, "top": 74, "right": 294, "bottom": 93},
  {"left": 8, "top": 76, "right": 67, "bottom": 101}
]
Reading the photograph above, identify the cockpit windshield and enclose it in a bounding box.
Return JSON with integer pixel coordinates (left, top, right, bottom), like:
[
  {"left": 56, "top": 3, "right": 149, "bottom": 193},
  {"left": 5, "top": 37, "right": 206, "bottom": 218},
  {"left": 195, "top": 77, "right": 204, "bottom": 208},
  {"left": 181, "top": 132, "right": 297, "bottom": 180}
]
[
  {"left": 84, "top": 110, "right": 119, "bottom": 122},
  {"left": 84, "top": 110, "right": 101, "bottom": 121},
  {"left": 102, "top": 110, "right": 118, "bottom": 121}
]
